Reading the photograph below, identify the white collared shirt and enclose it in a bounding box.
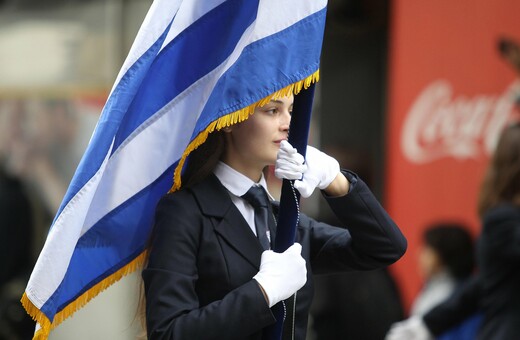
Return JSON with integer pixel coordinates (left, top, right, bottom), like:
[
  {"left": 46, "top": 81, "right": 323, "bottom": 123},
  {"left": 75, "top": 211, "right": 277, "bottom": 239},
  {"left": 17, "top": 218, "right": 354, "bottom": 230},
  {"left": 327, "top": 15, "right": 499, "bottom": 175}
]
[{"left": 213, "top": 161, "right": 273, "bottom": 241}]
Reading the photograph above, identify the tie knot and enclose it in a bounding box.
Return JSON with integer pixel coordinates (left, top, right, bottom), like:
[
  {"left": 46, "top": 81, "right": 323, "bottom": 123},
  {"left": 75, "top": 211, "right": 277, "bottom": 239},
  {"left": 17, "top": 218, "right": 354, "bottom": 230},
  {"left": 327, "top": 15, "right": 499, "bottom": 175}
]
[{"left": 242, "top": 185, "right": 269, "bottom": 209}]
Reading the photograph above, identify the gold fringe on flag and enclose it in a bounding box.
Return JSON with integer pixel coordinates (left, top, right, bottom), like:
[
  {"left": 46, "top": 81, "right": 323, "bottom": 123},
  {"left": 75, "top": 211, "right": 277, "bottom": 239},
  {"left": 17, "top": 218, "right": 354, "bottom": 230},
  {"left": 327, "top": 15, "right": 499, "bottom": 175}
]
[
  {"left": 21, "top": 251, "right": 148, "bottom": 340},
  {"left": 169, "top": 69, "right": 320, "bottom": 192}
]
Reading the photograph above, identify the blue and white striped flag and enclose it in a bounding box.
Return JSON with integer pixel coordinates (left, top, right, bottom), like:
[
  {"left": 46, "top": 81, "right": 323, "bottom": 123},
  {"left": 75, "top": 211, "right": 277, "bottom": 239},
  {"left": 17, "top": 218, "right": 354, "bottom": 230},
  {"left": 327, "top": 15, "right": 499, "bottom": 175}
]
[{"left": 21, "top": 0, "right": 327, "bottom": 338}]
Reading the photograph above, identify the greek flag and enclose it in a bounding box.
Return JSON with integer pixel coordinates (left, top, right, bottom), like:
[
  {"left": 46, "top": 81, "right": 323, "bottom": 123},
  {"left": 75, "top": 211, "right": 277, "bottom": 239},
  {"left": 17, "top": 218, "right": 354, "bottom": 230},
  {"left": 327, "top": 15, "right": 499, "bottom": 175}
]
[{"left": 21, "top": 0, "right": 327, "bottom": 338}]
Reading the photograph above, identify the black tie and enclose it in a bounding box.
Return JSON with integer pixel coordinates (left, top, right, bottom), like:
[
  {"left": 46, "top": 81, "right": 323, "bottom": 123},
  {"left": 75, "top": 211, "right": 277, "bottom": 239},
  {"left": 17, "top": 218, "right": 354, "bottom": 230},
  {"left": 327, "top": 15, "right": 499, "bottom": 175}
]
[{"left": 242, "top": 186, "right": 274, "bottom": 250}]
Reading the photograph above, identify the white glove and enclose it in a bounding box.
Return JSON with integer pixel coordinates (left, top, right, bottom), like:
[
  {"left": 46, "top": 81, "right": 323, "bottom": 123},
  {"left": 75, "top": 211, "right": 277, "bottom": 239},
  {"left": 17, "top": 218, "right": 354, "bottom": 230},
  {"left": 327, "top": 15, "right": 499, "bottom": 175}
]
[
  {"left": 275, "top": 140, "right": 307, "bottom": 180},
  {"left": 253, "top": 243, "right": 307, "bottom": 307},
  {"left": 295, "top": 145, "right": 340, "bottom": 197},
  {"left": 385, "top": 316, "right": 434, "bottom": 340},
  {"left": 275, "top": 141, "right": 340, "bottom": 197}
]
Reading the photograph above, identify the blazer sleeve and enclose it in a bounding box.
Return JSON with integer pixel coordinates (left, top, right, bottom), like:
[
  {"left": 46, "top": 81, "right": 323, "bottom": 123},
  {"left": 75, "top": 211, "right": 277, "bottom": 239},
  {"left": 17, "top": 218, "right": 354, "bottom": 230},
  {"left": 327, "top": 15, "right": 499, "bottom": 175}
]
[
  {"left": 306, "top": 171, "right": 407, "bottom": 273},
  {"left": 142, "top": 192, "right": 275, "bottom": 340}
]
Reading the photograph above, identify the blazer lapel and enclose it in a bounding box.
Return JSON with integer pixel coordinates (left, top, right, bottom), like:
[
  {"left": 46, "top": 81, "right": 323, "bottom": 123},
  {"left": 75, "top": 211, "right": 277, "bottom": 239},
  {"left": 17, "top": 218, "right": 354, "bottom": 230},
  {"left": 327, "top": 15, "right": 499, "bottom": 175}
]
[
  {"left": 191, "top": 174, "right": 264, "bottom": 269},
  {"left": 215, "top": 209, "right": 264, "bottom": 269}
]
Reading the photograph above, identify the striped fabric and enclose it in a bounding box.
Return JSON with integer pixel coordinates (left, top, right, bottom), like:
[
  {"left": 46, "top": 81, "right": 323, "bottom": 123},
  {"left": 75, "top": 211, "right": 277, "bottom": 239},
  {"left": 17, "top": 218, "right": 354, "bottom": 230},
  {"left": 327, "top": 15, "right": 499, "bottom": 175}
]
[{"left": 21, "top": 0, "right": 327, "bottom": 338}]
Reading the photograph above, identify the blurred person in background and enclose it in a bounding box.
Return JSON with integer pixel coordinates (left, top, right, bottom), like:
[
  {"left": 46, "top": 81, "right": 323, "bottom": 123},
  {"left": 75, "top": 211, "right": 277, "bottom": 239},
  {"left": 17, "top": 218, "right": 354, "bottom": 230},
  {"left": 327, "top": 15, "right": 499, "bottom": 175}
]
[
  {"left": 0, "top": 98, "right": 94, "bottom": 216},
  {"left": 0, "top": 164, "right": 36, "bottom": 339},
  {"left": 386, "top": 121, "right": 520, "bottom": 340},
  {"left": 411, "top": 223, "right": 475, "bottom": 317},
  {"left": 409, "top": 223, "right": 481, "bottom": 340},
  {"left": 0, "top": 97, "right": 96, "bottom": 339}
]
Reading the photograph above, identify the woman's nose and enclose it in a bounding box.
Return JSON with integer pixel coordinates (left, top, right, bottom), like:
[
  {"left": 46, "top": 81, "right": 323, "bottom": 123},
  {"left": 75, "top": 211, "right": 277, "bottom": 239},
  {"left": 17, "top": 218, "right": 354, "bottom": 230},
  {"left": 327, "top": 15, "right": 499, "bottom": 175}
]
[{"left": 280, "top": 110, "right": 291, "bottom": 130}]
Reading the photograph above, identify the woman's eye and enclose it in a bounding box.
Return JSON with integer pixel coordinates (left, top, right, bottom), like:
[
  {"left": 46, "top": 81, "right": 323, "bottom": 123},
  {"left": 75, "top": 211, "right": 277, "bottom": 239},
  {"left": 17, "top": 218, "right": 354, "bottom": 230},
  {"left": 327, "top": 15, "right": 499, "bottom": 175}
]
[{"left": 265, "top": 108, "right": 277, "bottom": 115}]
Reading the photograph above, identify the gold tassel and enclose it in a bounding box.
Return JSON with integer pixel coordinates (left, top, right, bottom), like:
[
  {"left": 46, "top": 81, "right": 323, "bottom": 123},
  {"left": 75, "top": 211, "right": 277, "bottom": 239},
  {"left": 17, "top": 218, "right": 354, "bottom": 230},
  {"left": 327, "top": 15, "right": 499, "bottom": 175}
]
[
  {"left": 20, "top": 293, "right": 52, "bottom": 339},
  {"left": 169, "top": 70, "right": 320, "bottom": 193},
  {"left": 21, "top": 251, "right": 149, "bottom": 340}
]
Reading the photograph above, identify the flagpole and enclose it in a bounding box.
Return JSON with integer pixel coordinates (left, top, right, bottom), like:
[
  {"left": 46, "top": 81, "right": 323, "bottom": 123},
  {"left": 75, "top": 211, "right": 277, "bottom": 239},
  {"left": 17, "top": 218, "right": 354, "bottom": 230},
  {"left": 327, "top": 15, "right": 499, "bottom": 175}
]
[{"left": 266, "top": 82, "right": 316, "bottom": 340}]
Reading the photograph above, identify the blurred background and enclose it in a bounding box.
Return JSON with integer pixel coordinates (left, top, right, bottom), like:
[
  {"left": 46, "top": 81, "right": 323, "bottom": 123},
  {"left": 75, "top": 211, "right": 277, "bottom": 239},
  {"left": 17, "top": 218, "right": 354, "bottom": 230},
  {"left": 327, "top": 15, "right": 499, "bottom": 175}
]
[{"left": 1, "top": 0, "right": 519, "bottom": 339}]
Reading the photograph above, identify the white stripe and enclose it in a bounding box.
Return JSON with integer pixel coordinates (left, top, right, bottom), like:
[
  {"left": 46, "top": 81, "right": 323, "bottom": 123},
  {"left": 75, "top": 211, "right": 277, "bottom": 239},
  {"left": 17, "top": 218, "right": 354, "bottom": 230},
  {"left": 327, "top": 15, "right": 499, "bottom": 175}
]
[{"left": 254, "top": 0, "right": 326, "bottom": 41}]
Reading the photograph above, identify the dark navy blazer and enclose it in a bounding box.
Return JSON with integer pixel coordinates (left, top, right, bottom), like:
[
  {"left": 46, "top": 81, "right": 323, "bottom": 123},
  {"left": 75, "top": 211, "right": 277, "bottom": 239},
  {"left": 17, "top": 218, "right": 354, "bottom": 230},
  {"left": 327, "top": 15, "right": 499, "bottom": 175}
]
[{"left": 143, "top": 171, "right": 407, "bottom": 339}]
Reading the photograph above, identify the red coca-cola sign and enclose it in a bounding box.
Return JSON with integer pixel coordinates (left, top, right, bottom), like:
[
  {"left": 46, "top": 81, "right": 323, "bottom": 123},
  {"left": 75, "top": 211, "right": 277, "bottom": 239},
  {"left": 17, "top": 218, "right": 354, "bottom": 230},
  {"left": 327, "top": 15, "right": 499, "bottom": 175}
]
[{"left": 402, "top": 80, "right": 519, "bottom": 163}]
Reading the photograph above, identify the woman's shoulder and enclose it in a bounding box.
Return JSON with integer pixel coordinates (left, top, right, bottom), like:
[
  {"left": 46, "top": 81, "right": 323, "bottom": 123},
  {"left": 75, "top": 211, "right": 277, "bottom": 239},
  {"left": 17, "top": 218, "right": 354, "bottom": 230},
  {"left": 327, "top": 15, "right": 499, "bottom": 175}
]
[
  {"left": 157, "top": 174, "right": 231, "bottom": 215},
  {"left": 158, "top": 186, "right": 197, "bottom": 209}
]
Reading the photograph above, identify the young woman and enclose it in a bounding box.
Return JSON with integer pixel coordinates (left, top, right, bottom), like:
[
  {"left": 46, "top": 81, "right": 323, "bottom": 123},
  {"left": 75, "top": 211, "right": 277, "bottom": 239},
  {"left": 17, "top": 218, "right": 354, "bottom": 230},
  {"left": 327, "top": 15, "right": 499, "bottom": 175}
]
[
  {"left": 386, "top": 122, "right": 520, "bottom": 340},
  {"left": 142, "top": 95, "right": 407, "bottom": 339}
]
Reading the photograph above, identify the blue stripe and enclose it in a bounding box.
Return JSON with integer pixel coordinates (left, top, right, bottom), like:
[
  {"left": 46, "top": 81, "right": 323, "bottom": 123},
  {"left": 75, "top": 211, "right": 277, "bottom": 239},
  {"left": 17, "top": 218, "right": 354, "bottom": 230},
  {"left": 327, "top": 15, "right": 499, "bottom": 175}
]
[
  {"left": 51, "top": 21, "right": 174, "bottom": 226},
  {"left": 194, "top": 8, "right": 326, "bottom": 138},
  {"left": 112, "top": 0, "right": 259, "bottom": 153},
  {"left": 41, "top": 163, "right": 177, "bottom": 319}
]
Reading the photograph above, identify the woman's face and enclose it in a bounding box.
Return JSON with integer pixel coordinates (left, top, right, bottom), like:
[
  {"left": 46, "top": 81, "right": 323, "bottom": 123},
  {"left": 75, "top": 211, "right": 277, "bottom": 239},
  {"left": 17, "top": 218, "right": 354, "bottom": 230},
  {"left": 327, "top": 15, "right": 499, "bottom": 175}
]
[{"left": 223, "top": 95, "right": 293, "bottom": 180}]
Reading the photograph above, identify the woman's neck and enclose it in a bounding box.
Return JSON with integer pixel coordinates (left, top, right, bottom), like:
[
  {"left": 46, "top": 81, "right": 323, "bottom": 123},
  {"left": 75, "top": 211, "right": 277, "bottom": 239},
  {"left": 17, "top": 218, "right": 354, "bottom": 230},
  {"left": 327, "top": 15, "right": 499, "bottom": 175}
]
[{"left": 220, "top": 158, "right": 263, "bottom": 183}]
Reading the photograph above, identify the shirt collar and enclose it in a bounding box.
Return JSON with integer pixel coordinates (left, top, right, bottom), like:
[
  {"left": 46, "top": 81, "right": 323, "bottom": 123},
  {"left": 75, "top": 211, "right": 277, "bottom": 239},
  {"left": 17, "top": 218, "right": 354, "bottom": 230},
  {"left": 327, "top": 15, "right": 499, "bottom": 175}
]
[{"left": 214, "top": 161, "right": 272, "bottom": 199}]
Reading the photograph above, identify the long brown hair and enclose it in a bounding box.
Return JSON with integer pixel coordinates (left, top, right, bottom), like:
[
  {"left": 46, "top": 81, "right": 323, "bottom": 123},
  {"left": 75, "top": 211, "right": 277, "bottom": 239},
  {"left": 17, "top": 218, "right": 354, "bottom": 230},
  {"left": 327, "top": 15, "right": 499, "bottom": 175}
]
[
  {"left": 478, "top": 122, "right": 520, "bottom": 216},
  {"left": 181, "top": 130, "right": 226, "bottom": 188},
  {"left": 136, "top": 130, "right": 226, "bottom": 336}
]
